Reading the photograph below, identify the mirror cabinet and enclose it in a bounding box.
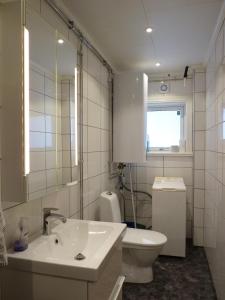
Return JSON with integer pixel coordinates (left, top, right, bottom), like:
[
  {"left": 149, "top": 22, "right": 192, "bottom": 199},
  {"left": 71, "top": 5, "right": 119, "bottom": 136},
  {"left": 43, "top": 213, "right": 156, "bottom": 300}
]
[{"left": 1, "top": 0, "right": 79, "bottom": 208}]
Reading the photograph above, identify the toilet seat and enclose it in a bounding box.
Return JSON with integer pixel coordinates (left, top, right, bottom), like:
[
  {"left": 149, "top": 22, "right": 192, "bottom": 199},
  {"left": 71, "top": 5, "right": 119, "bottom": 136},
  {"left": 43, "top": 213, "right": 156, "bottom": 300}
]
[{"left": 122, "top": 228, "right": 167, "bottom": 249}]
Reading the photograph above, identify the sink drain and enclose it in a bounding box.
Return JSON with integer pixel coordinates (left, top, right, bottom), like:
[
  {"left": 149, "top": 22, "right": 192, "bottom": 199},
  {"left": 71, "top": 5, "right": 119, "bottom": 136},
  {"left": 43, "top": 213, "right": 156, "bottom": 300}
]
[{"left": 74, "top": 253, "right": 86, "bottom": 260}]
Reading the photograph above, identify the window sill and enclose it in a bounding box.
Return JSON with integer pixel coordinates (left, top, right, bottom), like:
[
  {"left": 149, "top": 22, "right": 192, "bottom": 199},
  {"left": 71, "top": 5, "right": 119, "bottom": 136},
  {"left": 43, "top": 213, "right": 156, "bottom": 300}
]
[{"left": 147, "top": 151, "right": 193, "bottom": 157}]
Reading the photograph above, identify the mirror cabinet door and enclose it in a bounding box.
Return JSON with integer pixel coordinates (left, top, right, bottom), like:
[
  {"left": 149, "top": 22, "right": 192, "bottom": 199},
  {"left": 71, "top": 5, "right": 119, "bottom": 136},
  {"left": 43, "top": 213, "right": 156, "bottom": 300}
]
[
  {"left": 26, "top": 7, "right": 78, "bottom": 201},
  {"left": 26, "top": 8, "right": 57, "bottom": 200},
  {"left": 0, "top": 1, "right": 79, "bottom": 206},
  {"left": 56, "top": 33, "right": 78, "bottom": 186},
  {"left": 1, "top": 0, "right": 25, "bottom": 209}
]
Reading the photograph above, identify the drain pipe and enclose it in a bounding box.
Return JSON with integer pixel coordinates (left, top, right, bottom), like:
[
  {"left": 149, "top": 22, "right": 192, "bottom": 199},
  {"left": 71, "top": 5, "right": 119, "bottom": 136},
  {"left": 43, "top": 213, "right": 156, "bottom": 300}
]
[
  {"left": 120, "top": 182, "right": 152, "bottom": 199},
  {"left": 78, "top": 41, "right": 84, "bottom": 220},
  {"left": 108, "top": 74, "right": 120, "bottom": 179},
  {"left": 128, "top": 164, "right": 137, "bottom": 228}
]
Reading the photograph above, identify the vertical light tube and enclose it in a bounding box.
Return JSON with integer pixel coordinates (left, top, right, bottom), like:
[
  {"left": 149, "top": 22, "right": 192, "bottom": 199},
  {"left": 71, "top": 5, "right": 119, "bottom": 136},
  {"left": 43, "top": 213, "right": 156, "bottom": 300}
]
[
  {"left": 24, "top": 27, "right": 30, "bottom": 175},
  {"left": 74, "top": 67, "right": 78, "bottom": 166}
]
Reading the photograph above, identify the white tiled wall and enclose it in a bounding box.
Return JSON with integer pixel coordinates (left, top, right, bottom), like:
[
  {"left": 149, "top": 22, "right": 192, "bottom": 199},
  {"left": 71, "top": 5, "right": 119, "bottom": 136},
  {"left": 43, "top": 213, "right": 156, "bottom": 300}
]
[
  {"left": 0, "top": 4, "right": 2, "bottom": 194},
  {"left": 82, "top": 47, "right": 114, "bottom": 220},
  {"left": 0, "top": 15, "right": 1, "bottom": 206},
  {"left": 193, "top": 71, "right": 206, "bottom": 246},
  {"left": 204, "top": 12, "right": 225, "bottom": 298},
  {"left": 28, "top": 65, "right": 60, "bottom": 200}
]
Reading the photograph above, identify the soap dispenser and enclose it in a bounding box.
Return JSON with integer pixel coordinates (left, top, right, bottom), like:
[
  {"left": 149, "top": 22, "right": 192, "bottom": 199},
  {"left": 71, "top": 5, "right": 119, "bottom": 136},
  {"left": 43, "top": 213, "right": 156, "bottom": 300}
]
[{"left": 14, "top": 217, "right": 29, "bottom": 252}]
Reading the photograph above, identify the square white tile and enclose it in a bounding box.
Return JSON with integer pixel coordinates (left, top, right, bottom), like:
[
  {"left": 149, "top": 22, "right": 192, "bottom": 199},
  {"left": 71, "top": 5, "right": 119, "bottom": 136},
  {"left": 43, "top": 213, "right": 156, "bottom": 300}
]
[
  {"left": 29, "top": 171, "right": 46, "bottom": 193},
  {"left": 194, "top": 151, "right": 205, "bottom": 170},
  {"left": 194, "top": 189, "right": 205, "bottom": 208},
  {"left": 194, "top": 112, "right": 205, "bottom": 131},
  {"left": 30, "top": 91, "right": 45, "bottom": 113},
  {"left": 194, "top": 170, "right": 205, "bottom": 188},
  {"left": 46, "top": 169, "right": 57, "bottom": 187},
  {"left": 30, "top": 111, "right": 45, "bottom": 132},
  {"left": 30, "top": 132, "right": 45, "bottom": 151},
  {"left": 88, "top": 127, "right": 101, "bottom": 152},
  {"left": 164, "top": 167, "right": 193, "bottom": 186},
  {"left": 30, "top": 151, "right": 45, "bottom": 172},
  {"left": 193, "top": 227, "right": 204, "bottom": 246},
  {"left": 164, "top": 156, "right": 193, "bottom": 168},
  {"left": 194, "top": 72, "right": 206, "bottom": 93},
  {"left": 87, "top": 75, "right": 100, "bottom": 105},
  {"left": 45, "top": 77, "right": 56, "bottom": 99},
  {"left": 87, "top": 152, "right": 101, "bottom": 177},
  {"left": 88, "top": 100, "right": 101, "bottom": 128},
  {"left": 194, "top": 131, "right": 205, "bottom": 150},
  {"left": 30, "top": 69, "right": 44, "bottom": 93},
  {"left": 194, "top": 93, "right": 205, "bottom": 112},
  {"left": 194, "top": 208, "right": 204, "bottom": 227},
  {"left": 46, "top": 151, "right": 57, "bottom": 169}
]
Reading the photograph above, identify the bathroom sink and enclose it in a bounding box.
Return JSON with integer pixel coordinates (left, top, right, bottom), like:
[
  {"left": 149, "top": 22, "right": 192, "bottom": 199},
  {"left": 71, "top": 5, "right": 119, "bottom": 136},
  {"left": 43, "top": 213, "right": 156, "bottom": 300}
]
[{"left": 7, "top": 219, "right": 126, "bottom": 281}]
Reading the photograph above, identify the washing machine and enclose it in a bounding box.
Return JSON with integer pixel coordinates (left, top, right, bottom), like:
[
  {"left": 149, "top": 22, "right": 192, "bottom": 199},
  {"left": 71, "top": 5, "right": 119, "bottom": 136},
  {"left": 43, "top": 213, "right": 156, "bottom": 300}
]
[{"left": 152, "top": 177, "right": 186, "bottom": 257}]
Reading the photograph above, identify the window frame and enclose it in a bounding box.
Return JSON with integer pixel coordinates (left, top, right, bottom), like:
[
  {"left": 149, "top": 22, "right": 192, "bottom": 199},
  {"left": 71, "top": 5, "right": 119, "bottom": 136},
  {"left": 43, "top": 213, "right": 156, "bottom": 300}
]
[{"left": 147, "top": 102, "right": 186, "bottom": 152}]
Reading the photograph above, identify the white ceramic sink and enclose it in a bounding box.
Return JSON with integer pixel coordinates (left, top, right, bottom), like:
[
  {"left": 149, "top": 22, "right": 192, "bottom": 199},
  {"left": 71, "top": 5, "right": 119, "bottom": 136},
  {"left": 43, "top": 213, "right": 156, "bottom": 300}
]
[{"left": 8, "top": 219, "right": 126, "bottom": 281}]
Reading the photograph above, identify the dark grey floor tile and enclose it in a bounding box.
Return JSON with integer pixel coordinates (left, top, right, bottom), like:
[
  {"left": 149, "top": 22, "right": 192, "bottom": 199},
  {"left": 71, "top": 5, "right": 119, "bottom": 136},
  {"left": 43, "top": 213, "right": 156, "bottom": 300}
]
[{"left": 123, "top": 240, "right": 217, "bottom": 300}]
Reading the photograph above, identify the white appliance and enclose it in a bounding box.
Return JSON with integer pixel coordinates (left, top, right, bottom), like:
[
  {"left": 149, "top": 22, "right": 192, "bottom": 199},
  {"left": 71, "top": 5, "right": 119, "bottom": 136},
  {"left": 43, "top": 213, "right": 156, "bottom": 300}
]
[
  {"left": 152, "top": 177, "right": 186, "bottom": 257},
  {"left": 113, "top": 72, "right": 148, "bottom": 163},
  {"left": 99, "top": 191, "right": 167, "bottom": 283}
]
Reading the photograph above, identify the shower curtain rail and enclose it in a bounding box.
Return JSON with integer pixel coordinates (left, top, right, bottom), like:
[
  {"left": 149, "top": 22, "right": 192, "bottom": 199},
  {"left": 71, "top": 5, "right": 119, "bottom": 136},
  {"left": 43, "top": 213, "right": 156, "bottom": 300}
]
[{"left": 45, "top": 0, "right": 113, "bottom": 75}]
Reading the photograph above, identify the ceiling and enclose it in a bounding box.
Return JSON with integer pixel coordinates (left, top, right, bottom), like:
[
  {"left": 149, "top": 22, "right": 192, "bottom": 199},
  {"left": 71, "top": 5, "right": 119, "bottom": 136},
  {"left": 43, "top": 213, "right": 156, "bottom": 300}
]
[{"left": 62, "top": 0, "right": 222, "bottom": 74}]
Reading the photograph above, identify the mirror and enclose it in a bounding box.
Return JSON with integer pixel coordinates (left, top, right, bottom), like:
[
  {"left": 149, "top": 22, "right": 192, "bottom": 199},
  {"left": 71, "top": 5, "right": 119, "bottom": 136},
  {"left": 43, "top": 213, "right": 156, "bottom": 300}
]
[
  {"left": 56, "top": 33, "right": 78, "bottom": 186},
  {"left": 27, "top": 8, "right": 57, "bottom": 200},
  {"left": 26, "top": 8, "right": 78, "bottom": 201}
]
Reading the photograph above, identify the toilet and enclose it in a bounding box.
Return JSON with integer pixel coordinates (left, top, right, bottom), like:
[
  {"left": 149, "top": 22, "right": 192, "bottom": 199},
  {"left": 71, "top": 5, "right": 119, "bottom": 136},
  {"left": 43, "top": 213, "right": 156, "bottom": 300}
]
[{"left": 99, "top": 191, "right": 167, "bottom": 283}]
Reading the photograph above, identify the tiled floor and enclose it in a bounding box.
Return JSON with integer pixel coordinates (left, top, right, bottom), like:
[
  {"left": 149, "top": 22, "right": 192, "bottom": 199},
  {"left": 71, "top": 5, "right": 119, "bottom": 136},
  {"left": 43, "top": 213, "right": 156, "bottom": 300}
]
[{"left": 123, "top": 240, "right": 217, "bottom": 300}]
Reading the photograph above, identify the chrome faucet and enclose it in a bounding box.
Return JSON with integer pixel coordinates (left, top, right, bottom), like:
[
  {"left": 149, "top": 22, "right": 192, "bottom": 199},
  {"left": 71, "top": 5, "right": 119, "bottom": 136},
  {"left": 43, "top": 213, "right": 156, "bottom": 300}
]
[{"left": 43, "top": 208, "right": 67, "bottom": 235}]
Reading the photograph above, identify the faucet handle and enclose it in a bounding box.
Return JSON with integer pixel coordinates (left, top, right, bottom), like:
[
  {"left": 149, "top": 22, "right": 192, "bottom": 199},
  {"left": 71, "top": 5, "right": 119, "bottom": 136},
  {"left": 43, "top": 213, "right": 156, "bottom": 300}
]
[{"left": 43, "top": 207, "right": 58, "bottom": 215}]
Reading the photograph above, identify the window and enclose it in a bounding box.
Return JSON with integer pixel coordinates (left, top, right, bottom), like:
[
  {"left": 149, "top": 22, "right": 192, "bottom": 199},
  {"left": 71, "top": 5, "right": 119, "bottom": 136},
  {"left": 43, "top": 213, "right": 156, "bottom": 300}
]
[{"left": 147, "top": 103, "right": 185, "bottom": 151}]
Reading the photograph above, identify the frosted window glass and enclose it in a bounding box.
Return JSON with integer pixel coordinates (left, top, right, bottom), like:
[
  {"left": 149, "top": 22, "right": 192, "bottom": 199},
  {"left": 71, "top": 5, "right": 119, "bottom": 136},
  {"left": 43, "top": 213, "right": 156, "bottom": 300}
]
[{"left": 147, "top": 110, "right": 181, "bottom": 148}]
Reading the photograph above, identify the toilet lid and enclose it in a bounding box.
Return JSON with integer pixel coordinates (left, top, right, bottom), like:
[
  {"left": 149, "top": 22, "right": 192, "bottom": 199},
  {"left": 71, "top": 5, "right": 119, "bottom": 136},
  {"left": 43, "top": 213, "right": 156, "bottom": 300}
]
[{"left": 122, "top": 228, "right": 167, "bottom": 248}]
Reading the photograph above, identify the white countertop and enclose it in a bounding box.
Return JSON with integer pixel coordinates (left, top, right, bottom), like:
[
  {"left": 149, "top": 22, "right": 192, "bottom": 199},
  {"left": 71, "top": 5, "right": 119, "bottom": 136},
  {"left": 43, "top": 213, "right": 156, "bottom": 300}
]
[{"left": 7, "top": 219, "right": 126, "bottom": 282}]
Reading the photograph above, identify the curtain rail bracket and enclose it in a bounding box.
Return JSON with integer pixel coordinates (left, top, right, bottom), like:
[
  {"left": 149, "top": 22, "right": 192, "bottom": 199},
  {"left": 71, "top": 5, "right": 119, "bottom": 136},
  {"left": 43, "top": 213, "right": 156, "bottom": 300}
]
[{"left": 68, "top": 20, "right": 74, "bottom": 30}]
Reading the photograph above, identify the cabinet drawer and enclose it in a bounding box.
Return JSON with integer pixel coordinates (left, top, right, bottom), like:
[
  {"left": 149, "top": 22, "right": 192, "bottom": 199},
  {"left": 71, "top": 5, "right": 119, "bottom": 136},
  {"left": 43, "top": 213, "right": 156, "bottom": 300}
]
[{"left": 88, "top": 241, "right": 122, "bottom": 300}]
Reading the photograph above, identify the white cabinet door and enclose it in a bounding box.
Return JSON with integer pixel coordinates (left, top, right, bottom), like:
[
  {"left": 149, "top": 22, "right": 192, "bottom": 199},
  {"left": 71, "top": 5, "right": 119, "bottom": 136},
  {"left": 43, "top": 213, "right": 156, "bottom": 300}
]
[{"left": 113, "top": 72, "right": 148, "bottom": 163}]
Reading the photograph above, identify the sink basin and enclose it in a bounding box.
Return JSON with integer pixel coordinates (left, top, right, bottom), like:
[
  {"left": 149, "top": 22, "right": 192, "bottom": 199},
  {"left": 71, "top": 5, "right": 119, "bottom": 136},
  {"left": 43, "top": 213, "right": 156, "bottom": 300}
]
[{"left": 7, "top": 219, "right": 126, "bottom": 281}]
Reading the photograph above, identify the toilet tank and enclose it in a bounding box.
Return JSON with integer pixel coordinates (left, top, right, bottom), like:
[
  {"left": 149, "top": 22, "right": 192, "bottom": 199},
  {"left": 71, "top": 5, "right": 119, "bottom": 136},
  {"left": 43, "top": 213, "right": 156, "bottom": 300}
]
[{"left": 99, "top": 191, "right": 122, "bottom": 223}]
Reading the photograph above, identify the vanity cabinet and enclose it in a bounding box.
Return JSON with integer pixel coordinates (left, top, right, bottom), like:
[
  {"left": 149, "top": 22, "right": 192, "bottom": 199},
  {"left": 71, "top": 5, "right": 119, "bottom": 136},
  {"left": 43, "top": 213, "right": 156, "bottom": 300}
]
[
  {"left": 88, "top": 244, "right": 124, "bottom": 300},
  {"left": 0, "top": 237, "right": 124, "bottom": 300}
]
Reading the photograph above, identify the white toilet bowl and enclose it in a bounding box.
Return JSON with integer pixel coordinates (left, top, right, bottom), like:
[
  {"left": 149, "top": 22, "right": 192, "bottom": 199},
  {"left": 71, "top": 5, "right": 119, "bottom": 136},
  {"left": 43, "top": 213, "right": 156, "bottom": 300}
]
[
  {"left": 122, "top": 228, "right": 167, "bottom": 283},
  {"left": 99, "top": 191, "right": 167, "bottom": 283}
]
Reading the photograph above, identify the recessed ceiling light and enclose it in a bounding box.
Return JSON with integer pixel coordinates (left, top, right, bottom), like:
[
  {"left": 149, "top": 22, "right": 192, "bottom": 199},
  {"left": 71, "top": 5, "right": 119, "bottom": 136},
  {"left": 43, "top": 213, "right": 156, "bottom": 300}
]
[
  {"left": 58, "top": 38, "right": 64, "bottom": 44},
  {"left": 155, "top": 62, "right": 161, "bottom": 67},
  {"left": 145, "top": 27, "right": 153, "bottom": 33}
]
